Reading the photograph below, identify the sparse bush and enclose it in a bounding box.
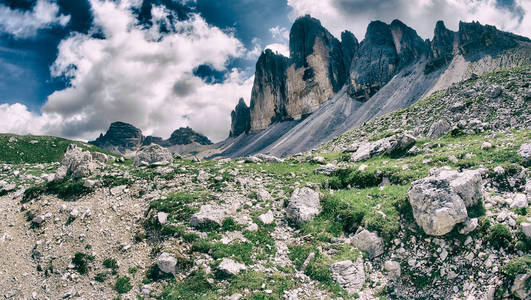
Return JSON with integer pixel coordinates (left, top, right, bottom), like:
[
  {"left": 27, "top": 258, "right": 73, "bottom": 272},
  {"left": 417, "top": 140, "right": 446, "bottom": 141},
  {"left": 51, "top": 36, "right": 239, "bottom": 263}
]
[
  {"left": 503, "top": 256, "right": 531, "bottom": 280},
  {"left": 94, "top": 272, "right": 107, "bottom": 282},
  {"left": 486, "top": 224, "right": 512, "bottom": 249},
  {"left": 72, "top": 252, "right": 94, "bottom": 274},
  {"left": 114, "top": 276, "right": 132, "bottom": 294}
]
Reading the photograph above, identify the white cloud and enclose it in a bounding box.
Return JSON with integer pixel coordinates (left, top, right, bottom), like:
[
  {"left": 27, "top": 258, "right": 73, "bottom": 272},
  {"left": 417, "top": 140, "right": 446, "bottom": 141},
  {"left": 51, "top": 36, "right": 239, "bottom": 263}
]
[
  {"left": 287, "top": 0, "right": 530, "bottom": 40},
  {"left": 270, "top": 26, "right": 290, "bottom": 41},
  {"left": 0, "top": 0, "right": 70, "bottom": 38},
  {"left": 265, "top": 43, "right": 290, "bottom": 57},
  {"left": 0, "top": 0, "right": 255, "bottom": 142}
]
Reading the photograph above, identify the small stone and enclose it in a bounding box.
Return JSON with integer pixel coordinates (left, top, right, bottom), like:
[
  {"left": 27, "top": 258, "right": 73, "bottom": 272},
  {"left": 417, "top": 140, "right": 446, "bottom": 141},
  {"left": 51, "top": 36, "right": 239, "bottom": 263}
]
[
  {"left": 258, "top": 211, "right": 274, "bottom": 225},
  {"left": 351, "top": 229, "right": 384, "bottom": 258},
  {"left": 157, "top": 212, "right": 168, "bottom": 225},
  {"left": 157, "top": 252, "right": 177, "bottom": 274},
  {"left": 481, "top": 142, "right": 493, "bottom": 150},
  {"left": 69, "top": 208, "right": 79, "bottom": 219},
  {"left": 459, "top": 218, "right": 478, "bottom": 235},
  {"left": 384, "top": 260, "right": 401, "bottom": 278}
]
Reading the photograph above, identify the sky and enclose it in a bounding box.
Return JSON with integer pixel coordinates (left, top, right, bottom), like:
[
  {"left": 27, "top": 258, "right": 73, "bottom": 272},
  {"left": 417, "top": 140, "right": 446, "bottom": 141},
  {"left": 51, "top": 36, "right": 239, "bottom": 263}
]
[{"left": 0, "top": 0, "right": 529, "bottom": 142}]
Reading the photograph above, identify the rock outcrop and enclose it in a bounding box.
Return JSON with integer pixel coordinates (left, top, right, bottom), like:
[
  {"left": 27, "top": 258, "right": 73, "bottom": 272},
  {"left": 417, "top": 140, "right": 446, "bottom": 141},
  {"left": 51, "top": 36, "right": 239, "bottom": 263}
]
[
  {"left": 329, "top": 259, "right": 365, "bottom": 295},
  {"left": 286, "top": 187, "right": 321, "bottom": 224},
  {"left": 56, "top": 144, "right": 96, "bottom": 179},
  {"left": 133, "top": 144, "right": 173, "bottom": 167},
  {"left": 90, "top": 122, "right": 144, "bottom": 154},
  {"left": 408, "top": 167, "right": 483, "bottom": 236},
  {"left": 230, "top": 98, "right": 251, "bottom": 137},
  {"left": 90, "top": 122, "right": 211, "bottom": 155}
]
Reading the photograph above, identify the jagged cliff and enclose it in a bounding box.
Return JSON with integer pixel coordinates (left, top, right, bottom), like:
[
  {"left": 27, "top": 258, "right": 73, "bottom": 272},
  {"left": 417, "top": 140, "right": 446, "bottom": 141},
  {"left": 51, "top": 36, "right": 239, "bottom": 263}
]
[
  {"left": 221, "top": 17, "right": 530, "bottom": 158},
  {"left": 90, "top": 122, "right": 211, "bottom": 155}
]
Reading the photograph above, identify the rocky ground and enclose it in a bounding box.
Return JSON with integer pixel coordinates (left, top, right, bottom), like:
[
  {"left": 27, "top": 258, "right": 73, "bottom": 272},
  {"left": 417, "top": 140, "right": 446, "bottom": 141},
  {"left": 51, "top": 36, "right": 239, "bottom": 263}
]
[{"left": 0, "top": 66, "right": 530, "bottom": 300}]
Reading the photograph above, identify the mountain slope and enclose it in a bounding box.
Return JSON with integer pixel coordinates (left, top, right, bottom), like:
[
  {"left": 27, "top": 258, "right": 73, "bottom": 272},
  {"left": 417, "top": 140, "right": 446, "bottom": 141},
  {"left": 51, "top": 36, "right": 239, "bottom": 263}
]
[{"left": 221, "top": 18, "right": 531, "bottom": 159}]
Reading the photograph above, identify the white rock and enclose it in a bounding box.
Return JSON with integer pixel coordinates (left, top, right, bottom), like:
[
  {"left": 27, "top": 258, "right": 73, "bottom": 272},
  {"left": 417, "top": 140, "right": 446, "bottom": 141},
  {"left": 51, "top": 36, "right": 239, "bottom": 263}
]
[
  {"left": 133, "top": 144, "right": 173, "bottom": 167},
  {"left": 286, "top": 187, "right": 321, "bottom": 224},
  {"left": 428, "top": 119, "right": 451, "bottom": 139},
  {"left": 58, "top": 144, "right": 96, "bottom": 179},
  {"left": 190, "top": 205, "right": 228, "bottom": 228},
  {"left": 157, "top": 212, "right": 168, "bottom": 225},
  {"left": 157, "top": 252, "right": 177, "bottom": 274},
  {"left": 517, "top": 143, "right": 531, "bottom": 164},
  {"left": 481, "top": 142, "right": 493, "bottom": 149},
  {"left": 256, "top": 188, "right": 272, "bottom": 201},
  {"left": 521, "top": 222, "right": 531, "bottom": 238},
  {"left": 408, "top": 167, "right": 482, "bottom": 236},
  {"left": 217, "top": 258, "right": 246, "bottom": 276},
  {"left": 329, "top": 259, "right": 365, "bottom": 295},
  {"left": 258, "top": 211, "right": 274, "bottom": 225},
  {"left": 510, "top": 194, "right": 528, "bottom": 209},
  {"left": 511, "top": 273, "right": 530, "bottom": 299},
  {"left": 493, "top": 166, "right": 505, "bottom": 175},
  {"left": 459, "top": 218, "right": 478, "bottom": 235},
  {"left": 255, "top": 154, "right": 284, "bottom": 163},
  {"left": 384, "top": 260, "right": 401, "bottom": 278},
  {"left": 351, "top": 229, "right": 384, "bottom": 258},
  {"left": 69, "top": 208, "right": 79, "bottom": 219}
]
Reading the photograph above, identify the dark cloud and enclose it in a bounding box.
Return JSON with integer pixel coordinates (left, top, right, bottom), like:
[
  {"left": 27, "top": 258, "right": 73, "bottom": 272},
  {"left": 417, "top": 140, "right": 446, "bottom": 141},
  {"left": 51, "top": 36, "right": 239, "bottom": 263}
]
[
  {"left": 172, "top": 77, "right": 196, "bottom": 97},
  {"left": 193, "top": 64, "right": 226, "bottom": 84},
  {"left": 333, "top": 0, "right": 403, "bottom": 16}
]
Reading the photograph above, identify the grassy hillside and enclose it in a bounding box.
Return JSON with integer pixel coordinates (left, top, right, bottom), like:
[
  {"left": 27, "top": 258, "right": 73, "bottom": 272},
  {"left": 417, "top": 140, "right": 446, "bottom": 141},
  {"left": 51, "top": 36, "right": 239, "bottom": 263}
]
[{"left": 0, "top": 134, "right": 116, "bottom": 164}]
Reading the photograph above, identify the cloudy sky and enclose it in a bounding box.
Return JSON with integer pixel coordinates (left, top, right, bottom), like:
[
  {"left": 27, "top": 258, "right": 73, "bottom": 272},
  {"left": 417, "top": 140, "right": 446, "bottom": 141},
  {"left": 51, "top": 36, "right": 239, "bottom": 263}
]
[{"left": 0, "top": 0, "right": 529, "bottom": 142}]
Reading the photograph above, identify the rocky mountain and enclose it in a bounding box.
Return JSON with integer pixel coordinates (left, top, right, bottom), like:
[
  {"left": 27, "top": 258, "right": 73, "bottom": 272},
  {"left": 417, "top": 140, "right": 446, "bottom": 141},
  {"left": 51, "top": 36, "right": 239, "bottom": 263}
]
[
  {"left": 90, "top": 122, "right": 211, "bottom": 155},
  {"left": 1, "top": 66, "right": 530, "bottom": 299},
  {"left": 224, "top": 17, "right": 530, "bottom": 159}
]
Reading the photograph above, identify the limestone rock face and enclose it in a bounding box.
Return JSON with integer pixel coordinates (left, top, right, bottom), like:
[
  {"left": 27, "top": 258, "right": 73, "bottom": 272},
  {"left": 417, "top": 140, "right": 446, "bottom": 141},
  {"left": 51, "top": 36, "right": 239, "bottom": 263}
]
[
  {"left": 348, "top": 20, "right": 426, "bottom": 101},
  {"left": 89, "top": 121, "right": 144, "bottom": 154},
  {"left": 230, "top": 98, "right": 251, "bottom": 137},
  {"left": 408, "top": 167, "right": 483, "bottom": 235},
  {"left": 249, "top": 49, "right": 289, "bottom": 131},
  {"left": 425, "top": 21, "right": 457, "bottom": 73}
]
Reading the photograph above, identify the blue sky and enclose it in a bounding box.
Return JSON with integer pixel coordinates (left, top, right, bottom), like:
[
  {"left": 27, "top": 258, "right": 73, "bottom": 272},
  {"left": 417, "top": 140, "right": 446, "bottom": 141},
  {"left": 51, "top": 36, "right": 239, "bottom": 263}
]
[{"left": 0, "top": 0, "right": 529, "bottom": 142}]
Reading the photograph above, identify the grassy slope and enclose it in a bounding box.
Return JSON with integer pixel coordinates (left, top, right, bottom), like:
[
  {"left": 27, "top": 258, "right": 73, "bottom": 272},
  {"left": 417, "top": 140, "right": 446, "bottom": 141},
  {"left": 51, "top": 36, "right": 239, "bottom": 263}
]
[{"left": 0, "top": 134, "right": 117, "bottom": 164}]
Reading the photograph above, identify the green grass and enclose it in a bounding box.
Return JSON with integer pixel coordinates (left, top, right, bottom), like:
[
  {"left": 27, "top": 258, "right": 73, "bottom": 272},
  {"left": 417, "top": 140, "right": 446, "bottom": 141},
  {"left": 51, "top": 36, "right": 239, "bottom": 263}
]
[
  {"left": 503, "top": 256, "right": 531, "bottom": 280},
  {"left": 72, "top": 252, "right": 94, "bottom": 275},
  {"left": 0, "top": 133, "right": 115, "bottom": 164},
  {"left": 149, "top": 192, "right": 202, "bottom": 223},
  {"left": 485, "top": 224, "right": 512, "bottom": 249},
  {"left": 22, "top": 178, "right": 92, "bottom": 203},
  {"left": 159, "top": 270, "right": 214, "bottom": 299},
  {"left": 114, "top": 276, "right": 133, "bottom": 294}
]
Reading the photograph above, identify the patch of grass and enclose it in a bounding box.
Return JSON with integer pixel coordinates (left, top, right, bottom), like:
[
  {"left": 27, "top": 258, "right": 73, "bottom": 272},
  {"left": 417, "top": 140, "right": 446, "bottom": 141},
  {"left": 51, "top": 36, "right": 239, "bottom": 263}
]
[
  {"left": 101, "top": 175, "right": 131, "bottom": 188},
  {"left": 160, "top": 270, "right": 214, "bottom": 299},
  {"left": 22, "top": 178, "right": 92, "bottom": 203},
  {"left": 103, "top": 258, "right": 119, "bottom": 274},
  {"left": 192, "top": 239, "right": 254, "bottom": 264},
  {"left": 226, "top": 271, "right": 296, "bottom": 298},
  {"left": 149, "top": 192, "right": 201, "bottom": 223},
  {"left": 503, "top": 256, "right": 531, "bottom": 280},
  {"left": 72, "top": 252, "right": 94, "bottom": 275},
  {"left": 94, "top": 272, "right": 107, "bottom": 282},
  {"left": 114, "top": 276, "right": 132, "bottom": 294},
  {"left": 144, "top": 264, "right": 173, "bottom": 283},
  {"left": 128, "top": 267, "right": 138, "bottom": 275},
  {"left": 486, "top": 224, "right": 512, "bottom": 249}
]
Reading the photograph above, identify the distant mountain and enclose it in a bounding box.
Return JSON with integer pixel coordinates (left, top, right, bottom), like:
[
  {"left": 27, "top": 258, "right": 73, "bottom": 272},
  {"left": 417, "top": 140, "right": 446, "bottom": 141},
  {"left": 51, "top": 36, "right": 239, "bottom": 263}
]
[
  {"left": 221, "top": 16, "right": 531, "bottom": 158},
  {"left": 89, "top": 122, "right": 211, "bottom": 155}
]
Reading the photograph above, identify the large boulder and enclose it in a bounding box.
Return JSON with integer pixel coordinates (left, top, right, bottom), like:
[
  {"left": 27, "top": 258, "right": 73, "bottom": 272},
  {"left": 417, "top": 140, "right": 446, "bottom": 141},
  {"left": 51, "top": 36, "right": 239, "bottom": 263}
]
[
  {"left": 133, "top": 144, "right": 173, "bottom": 167},
  {"left": 351, "top": 229, "right": 384, "bottom": 258},
  {"left": 57, "top": 144, "right": 96, "bottom": 179},
  {"left": 190, "top": 205, "right": 228, "bottom": 228},
  {"left": 329, "top": 259, "right": 365, "bottom": 295},
  {"left": 427, "top": 118, "right": 451, "bottom": 139},
  {"left": 286, "top": 187, "right": 321, "bottom": 224},
  {"left": 350, "top": 134, "right": 416, "bottom": 162},
  {"left": 408, "top": 167, "right": 483, "bottom": 236}
]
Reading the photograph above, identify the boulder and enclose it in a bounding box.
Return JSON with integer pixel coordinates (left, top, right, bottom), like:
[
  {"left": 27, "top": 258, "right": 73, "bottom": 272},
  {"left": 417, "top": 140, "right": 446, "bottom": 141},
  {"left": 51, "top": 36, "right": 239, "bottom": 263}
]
[
  {"left": 314, "top": 163, "right": 338, "bottom": 175},
  {"left": 518, "top": 143, "right": 531, "bottom": 164},
  {"left": 255, "top": 154, "right": 284, "bottom": 163},
  {"left": 91, "top": 152, "right": 109, "bottom": 163},
  {"left": 384, "top": 260, "right": 401, "bottom": 278},
  {"left": 511, "top": 194, "right": 528, "bottom": 209},
  {"left": 427, "top": 119, "right": 451, "bottom": 139},
  {"left": 157, "top": 252, "right": 177, "bottom": 274},
  {"left": 520, "top": 222, "right": 531, "bottom": 238},
  {"left": 511, "top": 273, "right": 530, "bottom": 299},
  {"left": 286, "top": 187, "right": 321, "bottom": 224},
  {"left": 190, "top": 205, "right": 228, "bottom": 228},
  {"left": 351, "top": 229, "right": 384, "bottom": 258},
  {"left": 408, "top": 167, "right": 483, "bottom": 236},
  {"left": 258, "top": 211, "right": 274, "bottom": 225},
  {"left": 329, "top": 259, "right": 365, "bottom": 295},
  {"left": 217, "top": 258, "right": 246, "bottom": 276},
  {"left": 256, "top": 188, "right": 272, "bottom": 201},
  {"left": 57, "top": 144, "right": 96, "bottom": 179},
  {"left": 133, "top": 144, "right": 173, "bottom": 167},
  {"left": 350, "top": 134, "right": 416, "bottom": 162}
]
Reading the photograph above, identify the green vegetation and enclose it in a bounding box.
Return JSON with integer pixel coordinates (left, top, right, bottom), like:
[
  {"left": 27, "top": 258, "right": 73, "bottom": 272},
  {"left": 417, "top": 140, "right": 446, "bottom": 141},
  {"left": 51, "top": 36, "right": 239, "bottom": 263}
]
[
  {"left": 72, "top": 252, "right": 94, "bottom": 275},
  {"left": 503, "top": 256, "right": 531, "bottom": 280},
  {"left": 0, "top": 134, "right": 114, "bottom": 164},
  {"left": 114, "top": 276, "right": 133, "bottom": 294},
  {"left": 103, "top": 258, "right": 119, "bottom": 274},
  {"left": 149, "top": 192, "right": 201, "bottom": 223},
  {"left": 22, "top": 178, "right": 92, "bottom": 203},
  {"left": 486, "top": 224, "right": 512, "bottom": 249},
  {"left": 160, "top": 270, "right": 214, "bottom": 299},
  {"left": 94, "top": 272, "right": 107, "bottom": 282}
]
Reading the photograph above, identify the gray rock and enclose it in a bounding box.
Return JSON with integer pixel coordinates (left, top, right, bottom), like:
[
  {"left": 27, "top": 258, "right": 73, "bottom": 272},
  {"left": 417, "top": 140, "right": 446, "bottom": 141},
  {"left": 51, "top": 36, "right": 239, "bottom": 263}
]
[
  {"left": 511, "top": 273, "right": 530, "bottom": 299},
  {"left": 384, "top": 260, "right": 401, "bottom": 278},
  {"left": 244, "top": 156, "right": 262, "bottom": 163},
  {"left": 314, "top": 163, "right": 338, "bottom": 175},
  {"left": 351, "top": 229, "right": 384, "bottom": 258},
  {"left": 408, "top": 167, "right": 483, "bottom": 236},
  {"left": 190, "top": 205, "right": 228, "bottom": 228},
  {"left": 459, "top": 218, "right": 478, "bottom": 234},
  {"left": 91, "top": 152, "right": 109, "bottom": 163},
  {"left": 157, "top": 252, "right": 177, "bottom": 274},
  {"left": 256, "top": 188, "right": 272, "bottom": 201},
  {"left": 134, "top": 144, "right": 173, "bottom": 167},
  {"left": 255, "top": 153, "right": 284, "bottom": 163},
  {"left": 486, "top": 85, "right": 502, "bottom": 98},
  {"left": 350, "top": 134, "right": 416, "bottom": 162},
  {"left": 286, "top": 187, "right": 321, "bottom": 224},
  {"left": 58, "top": 144, "right": 96, "bottom": 179},
  {"left": 518, "top": 143, "right": 531, "bottom": 164},
  {"left": 428, "top": 118, "right": 451, "bottom": 139},
  {"left": 481, "top": 142, "right": 493, "bottom": 149},
  {"left": 217, "top": 258, "right": 246, "bottom": 276},
  {"left": 258, "top": 211, "right": 274, "bottom": 225},
  {"left": 32, "top": 215, "right": 45, "bottom": 225},
  {"left": 511, "top": 194, "right": 528, "bottom": 209},
  {"left": 521, "top": 222, "right": 531, "bottom": 238},
  {"left": 329, "top": 259, "right": 365, "bottom": 295}
]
